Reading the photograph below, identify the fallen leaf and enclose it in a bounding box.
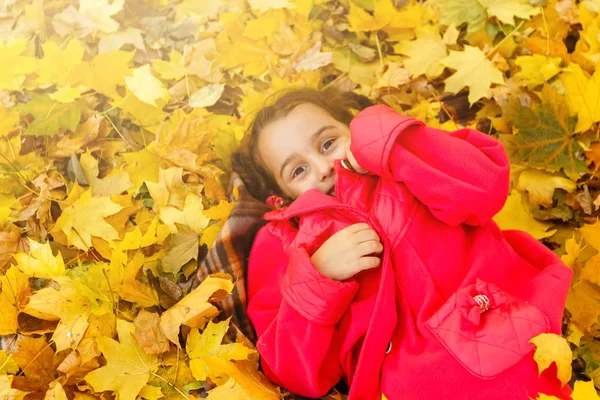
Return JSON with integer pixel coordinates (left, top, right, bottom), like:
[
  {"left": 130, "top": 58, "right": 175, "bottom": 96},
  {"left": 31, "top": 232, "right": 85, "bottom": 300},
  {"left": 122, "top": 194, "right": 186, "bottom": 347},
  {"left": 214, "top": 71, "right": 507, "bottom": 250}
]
[
  {"left": 13, "top": 239, "right": 65, "bottom": 278},
  {"left": 17, "top": 94, "right": 83, "bottom": 136},
  {"left": 187, "top": 318, "right": 255, "bottom": 382},
  {"left": 205, "top": 357, "right": 280, "bottom": 400},
  {"left": 493, "top": 189, "right": 556, "bottom": 239},
  {"left": 0, "top": 350, "right": 19, "bottom": 375},
  {"left": 530, "top": 333, "right": 573, "bottom": 387},
  {"left": 572, "top": 380, "right": 600, "bottom": 400},
  {"left": 517, "top": 169, "right": 577, "bottom": 207},
  {"left": 0, "top": 375, "right": 28, "bottom": 400},
  {"left": 189, "top": 84, "right": 225, "bottom": 109},
  {"left": 500, "top": 85, "right": 587, "bottom": 180},
  {"left": 44, "top": 381, "right": 68, "bottom": 400},
  {"left": 125, "top": 65, "right": 170, "bottom": 106},
  {"left": 12, "top": 335, "right": 56, "bottom": 390},
  {"left": 133, "top": 310, "right": 170, "bottom": 355},
  {"left": 160, "top": 275, "right": 234, "bottom": 346},
  {"left": 84, "top": 319, "right": 159, "bottom": 400},
  {"left": 440, "top": 45, "right": 505, "bottom": 105},
  {"left": 51, "top": 189, "right": 123, "bottom": 250}
]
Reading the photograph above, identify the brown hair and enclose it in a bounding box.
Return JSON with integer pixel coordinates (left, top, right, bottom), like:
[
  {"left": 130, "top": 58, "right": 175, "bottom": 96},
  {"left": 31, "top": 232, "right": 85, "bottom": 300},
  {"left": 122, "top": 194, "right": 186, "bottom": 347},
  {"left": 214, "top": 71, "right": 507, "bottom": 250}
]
[{"left": 231, "top": 87, "right": 373, "bottom": 202}]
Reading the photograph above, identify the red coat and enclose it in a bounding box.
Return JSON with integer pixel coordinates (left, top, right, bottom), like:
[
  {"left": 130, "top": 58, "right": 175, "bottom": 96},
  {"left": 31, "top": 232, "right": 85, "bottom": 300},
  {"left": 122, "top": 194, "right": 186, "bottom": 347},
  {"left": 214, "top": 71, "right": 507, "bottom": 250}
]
[{"left": 246, "top": 105, "right": 573, "bottom": 400}]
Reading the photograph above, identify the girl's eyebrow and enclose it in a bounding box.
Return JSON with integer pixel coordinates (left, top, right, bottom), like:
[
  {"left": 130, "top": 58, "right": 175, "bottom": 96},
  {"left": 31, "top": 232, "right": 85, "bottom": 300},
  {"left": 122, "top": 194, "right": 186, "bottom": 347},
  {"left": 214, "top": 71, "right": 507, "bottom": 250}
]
[{"left": 279, "top": 125, "right": 335, "bottom": 179}]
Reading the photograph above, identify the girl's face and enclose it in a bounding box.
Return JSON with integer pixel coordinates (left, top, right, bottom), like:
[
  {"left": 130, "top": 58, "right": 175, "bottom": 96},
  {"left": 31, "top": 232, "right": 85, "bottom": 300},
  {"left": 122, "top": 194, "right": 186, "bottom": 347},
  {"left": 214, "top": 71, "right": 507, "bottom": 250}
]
[{"left": 258, "top": 103, "right": 350, "bottom": 199}]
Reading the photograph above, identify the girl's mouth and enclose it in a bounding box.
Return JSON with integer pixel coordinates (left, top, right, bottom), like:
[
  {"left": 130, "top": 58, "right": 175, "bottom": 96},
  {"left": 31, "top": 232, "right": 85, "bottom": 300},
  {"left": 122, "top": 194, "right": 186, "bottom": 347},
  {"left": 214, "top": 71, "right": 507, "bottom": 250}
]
[{"left": 328, "top": 187, "right": 335, "bottom": 196}]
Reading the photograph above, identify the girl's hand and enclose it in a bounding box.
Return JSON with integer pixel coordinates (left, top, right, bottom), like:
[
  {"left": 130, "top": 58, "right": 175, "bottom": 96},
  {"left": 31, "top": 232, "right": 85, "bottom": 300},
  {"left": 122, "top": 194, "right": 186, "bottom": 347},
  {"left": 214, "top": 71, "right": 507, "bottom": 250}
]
[
  {"left": 310, "top": 223, "right": 383, "bottom": 281},
  {"left": 345, "top": 140, "right": 368, "bottom": 174}
]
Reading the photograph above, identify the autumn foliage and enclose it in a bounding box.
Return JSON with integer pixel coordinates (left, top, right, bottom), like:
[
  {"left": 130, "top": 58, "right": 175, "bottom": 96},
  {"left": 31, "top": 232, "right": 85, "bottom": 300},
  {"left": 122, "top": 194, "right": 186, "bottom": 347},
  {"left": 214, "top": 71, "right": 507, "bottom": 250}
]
[{"left": 1, "top": 0, "right": 600, "bottom": 399}]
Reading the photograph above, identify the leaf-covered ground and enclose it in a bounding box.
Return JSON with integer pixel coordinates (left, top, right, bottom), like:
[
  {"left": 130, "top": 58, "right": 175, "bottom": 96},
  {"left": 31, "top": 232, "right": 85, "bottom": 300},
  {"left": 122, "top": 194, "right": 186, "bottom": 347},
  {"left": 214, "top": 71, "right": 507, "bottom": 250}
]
[{"left": 1, "top": 0, "right": 600, "bottom": 398}]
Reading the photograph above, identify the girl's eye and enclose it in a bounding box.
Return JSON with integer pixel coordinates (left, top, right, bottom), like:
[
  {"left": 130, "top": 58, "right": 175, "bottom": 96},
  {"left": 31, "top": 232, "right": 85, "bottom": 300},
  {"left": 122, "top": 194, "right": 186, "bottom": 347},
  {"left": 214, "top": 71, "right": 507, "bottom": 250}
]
[
  {"left": 292, "top": 166, "right": 306, "bottom": 178},
  {"left": 322, "top": 138, "right": 335, "bottom": 153}
]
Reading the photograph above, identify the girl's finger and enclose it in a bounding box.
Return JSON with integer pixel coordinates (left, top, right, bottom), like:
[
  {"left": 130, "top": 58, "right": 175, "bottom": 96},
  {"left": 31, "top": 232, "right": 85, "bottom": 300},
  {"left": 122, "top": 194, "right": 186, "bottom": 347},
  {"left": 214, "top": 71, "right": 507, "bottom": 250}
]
[
  {"left": 354, "top": 228, "right": 381, "bottom": 244},
  {"left": 357, "top": 256, "right": 381, "bottom": 271},
  {"left": 357, "top": 240, "right": 384, "bottom": 256},
  {"left": 345, "top": 222, "right": 372, "bottom": 234}
]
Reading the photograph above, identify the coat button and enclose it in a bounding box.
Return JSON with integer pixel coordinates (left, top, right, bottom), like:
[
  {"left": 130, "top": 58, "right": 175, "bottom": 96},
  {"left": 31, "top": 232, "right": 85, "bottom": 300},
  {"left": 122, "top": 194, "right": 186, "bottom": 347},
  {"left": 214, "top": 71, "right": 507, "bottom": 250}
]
[{"left": 385, "top": 341, "right": 392, "bottom": 354}]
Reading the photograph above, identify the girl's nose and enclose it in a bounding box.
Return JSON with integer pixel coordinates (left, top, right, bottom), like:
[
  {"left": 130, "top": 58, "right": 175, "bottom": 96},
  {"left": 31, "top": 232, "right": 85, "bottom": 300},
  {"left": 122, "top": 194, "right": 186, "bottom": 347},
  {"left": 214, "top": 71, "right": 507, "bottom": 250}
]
[{"left": 318, "top": 160, "right": 334, "bottom": 181}]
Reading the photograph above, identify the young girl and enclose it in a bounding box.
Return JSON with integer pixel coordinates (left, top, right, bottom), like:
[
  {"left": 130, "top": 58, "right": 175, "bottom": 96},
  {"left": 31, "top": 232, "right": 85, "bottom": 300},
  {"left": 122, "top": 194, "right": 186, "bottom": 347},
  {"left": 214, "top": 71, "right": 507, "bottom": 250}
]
[{"left": 232, "top": 88, "right": 573, "bottom": 400}]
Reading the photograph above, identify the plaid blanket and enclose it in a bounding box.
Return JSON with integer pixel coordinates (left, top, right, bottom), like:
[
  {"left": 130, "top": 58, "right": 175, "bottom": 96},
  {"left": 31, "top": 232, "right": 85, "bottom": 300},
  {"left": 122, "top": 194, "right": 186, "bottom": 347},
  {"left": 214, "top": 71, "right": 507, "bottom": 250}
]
[{"left": 191, "top": 173, "right": 270, "bottom": 343}]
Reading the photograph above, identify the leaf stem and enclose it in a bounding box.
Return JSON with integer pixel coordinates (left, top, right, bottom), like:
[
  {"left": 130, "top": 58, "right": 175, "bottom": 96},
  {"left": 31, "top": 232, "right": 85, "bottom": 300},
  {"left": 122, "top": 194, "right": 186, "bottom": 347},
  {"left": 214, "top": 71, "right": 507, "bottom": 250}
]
[
  {"left": 375, "top": 32, "right": 384, "bottom": 68},
  {"left": 487, "top": 20, "right": 525, "bottom": 59},
  {"left": 150, "top": 371, "right": 191, "bottom": 400}
]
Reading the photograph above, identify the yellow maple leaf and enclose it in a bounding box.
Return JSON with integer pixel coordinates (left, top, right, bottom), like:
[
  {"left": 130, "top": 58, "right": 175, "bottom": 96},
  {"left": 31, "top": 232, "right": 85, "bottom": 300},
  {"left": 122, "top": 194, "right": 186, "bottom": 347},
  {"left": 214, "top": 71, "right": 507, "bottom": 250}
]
[
  {"left": 579, "top": 220, "right": 600, "bottom": 251},
  {"left": 187, "top": 318, "right": 255, "bottom": 382},
  {"left": 74, "top": 50, "right": 134, "bottom": 99},
  {"left": 85, "top": 319, "right": 159, "bottom": 400},
  {"left": 121, "top": 143, "right": 163, "bottom": 187},
  {"left": 566, "top": 279, "right": 600, "bottom": 333},
  {"left": 0, "top": 38, "right": 37, "bottom": 91},
  {"left": 516, "top": 169, "right": 577, "bottom": 207},
  {"left": 160, "top": 275, "right": 234, "bottom": 346},
  {"left": 394, "top": 33, "right": 448, "bottom": 78},
  {"left": 0, "top": 105, "right": 19, "bottom": 137},
  {"left": 493, "top": 189, "right": 556, "bottom": 239},
  {"left": 125, "top": 65, "right": 170, "bottom": 106},
  {"left": 200, "top": 201, "right": 235, "bottom": 247},
  {"left": 52, "top": 189, "right": 123, "bottom": 250},
  {"left": 45, "top": 381, "right": 68, "bottom": 400},
  {"left": 118, "top": 217, "right": 170, "bottom": 251},
  {"left": 205, "top": 357, "right": 281, "bottom": 400},
  {"left": 478, "top": 0, "right": 540, "bottom": 25},
  {"left": 152, "top": 50, "right": 187, "bottom": 80},
  {"left": 138, "top": 385, "right": 164, "bottom": 400},
  {"left": 113, "top": 91, "right": 167, "bottom": 132},
  {"left": 24, "top": 274, "right": 112, "bottom": 351},
  {"left": 80, "top": 150, "right": 134, "bottom": 196},
  {"left": 532, "top": 394, "right": 562, "bottom": 400},
  {"left": 145, "top": 167, "right": 187, "bottom": 210},
  {"left": 515, "top": 55, "right": 562, "bottom": 89},
  {"left": 561, "top": 63, "right": 600, "bottom": 133},
  {"left": 248, "top": 0, "right": 297, "bottom": 14},
  {"left": 37, "top": 39, "right": 84, "bottom": 86},
  {"left": 0, "top": 375, "right": 28, "bottom": 400},
  {"left": 0, "top": 265, "right": 31, "bottom": 335},
  {"left": 13, "top": 238, "right": 65, "bottom": 278},
  {"left": 119, "top": 251, "right": 159, "bottom": 307},
  {"left": 440, "top": 45, "right": 505, "bottom": 105},
  {"left": 529, "top": 333, "right": 572, "bottom": 387},
  {"left": 159, "top": 193, "right": 211, "bottom": 234},
  {"left": 49, "top": 84, "right": 86, "bottom": 104},
  {"left": 0, "top": 350, "right": 18, "bottom": 375},
  {"left": 79, "top": 0, "right": 124, "bottom": 33},
  {"left": 561, "top": 237, "right": 582, "bottom": 269},
  {"left": 347, "top": 0, "right": 397, "bottom": 32},
  {"left": 572, "top": 380, "right": 600, "bottom": 400},
  {"left": 581, "top": 253, "right": 600, "bottom": 286},
  {"left": 98, "top": 27, "right": 146, "bottom": 53},
  {"left": 242, "top": 10, "right": 283, "bottom": 40}
]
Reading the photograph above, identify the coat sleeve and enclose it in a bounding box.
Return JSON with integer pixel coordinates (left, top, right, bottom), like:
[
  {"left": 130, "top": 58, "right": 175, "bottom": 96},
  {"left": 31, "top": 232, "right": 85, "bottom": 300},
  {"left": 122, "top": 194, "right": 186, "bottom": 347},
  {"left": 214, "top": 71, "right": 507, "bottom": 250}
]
[
  {"left": 246, "top": 226, "right": 359, "bottom": 398},
  {"left": 349, "top": 105, "right": 510, "bottom": 226}
]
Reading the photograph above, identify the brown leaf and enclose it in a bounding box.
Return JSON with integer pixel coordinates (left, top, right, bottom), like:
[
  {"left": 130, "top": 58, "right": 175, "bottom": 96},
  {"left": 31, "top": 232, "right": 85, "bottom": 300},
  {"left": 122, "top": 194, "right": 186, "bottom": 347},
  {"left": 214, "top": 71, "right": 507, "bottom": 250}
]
[
  {"left": 11, "top": 336, "right": 56, "bottom": 392},
  {"left": 0, "top": 224, "right": 21, "bottom": 274},
  {"left": 133, "top": 310, "right": 170, "bottom": 355}
]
